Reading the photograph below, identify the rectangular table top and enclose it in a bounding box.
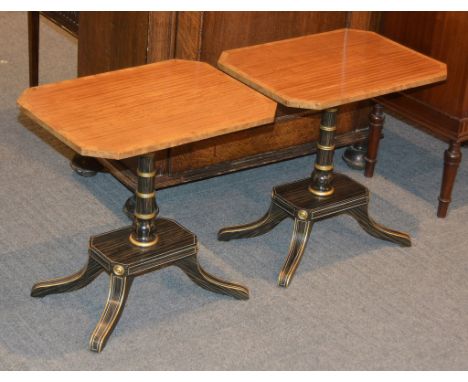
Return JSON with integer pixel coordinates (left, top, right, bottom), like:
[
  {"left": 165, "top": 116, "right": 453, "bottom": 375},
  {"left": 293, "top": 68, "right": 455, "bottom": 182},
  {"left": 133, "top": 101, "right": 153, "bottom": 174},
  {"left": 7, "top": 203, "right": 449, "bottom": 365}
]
[
  {"left": 218, "top": 29, "right": 447, "bottom": 110},
  {"left": 18, "top": 60, "right": 277, "bottom": 160}
]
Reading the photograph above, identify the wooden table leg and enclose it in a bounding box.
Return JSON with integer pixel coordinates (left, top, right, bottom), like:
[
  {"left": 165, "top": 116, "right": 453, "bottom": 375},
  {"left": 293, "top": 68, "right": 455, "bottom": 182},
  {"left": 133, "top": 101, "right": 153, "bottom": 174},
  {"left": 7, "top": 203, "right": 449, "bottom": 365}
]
[
  {"left": 364, "top": 103, "right": 385, "bottom": 177},
  {"left": 347, "top": 204, "right": 411, "bottom": 246},
  {"left": 89, "top": 274, "right": 134, "bottom": 353},
  {"left": 218, "top": 202, "right": 288, "bottom": 241},
  {"left": 31, "top": 257, "right": 103, "bottom": 297},
  {"left": 438, "top": 141, "right": 462, "bottom": 218},
  {"left": 174, "top": 255, "right": 249, "bottom": 300},
  {"left": 278, "top": 219, "right": 313, "bottom": 287}
]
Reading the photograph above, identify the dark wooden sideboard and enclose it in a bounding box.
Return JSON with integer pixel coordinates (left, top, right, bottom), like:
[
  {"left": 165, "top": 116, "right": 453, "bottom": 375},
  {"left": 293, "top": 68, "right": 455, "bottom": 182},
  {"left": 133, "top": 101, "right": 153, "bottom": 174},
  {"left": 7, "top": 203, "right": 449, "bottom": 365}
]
[
  {"left": 76, "top": 11, "right": 380, "bottom": 191},
  {"left": 376, "top": 12, "right": 468, "bottom": 217},
  {"left": 29, "top": 11, "right": 466, "bottom": 216}
]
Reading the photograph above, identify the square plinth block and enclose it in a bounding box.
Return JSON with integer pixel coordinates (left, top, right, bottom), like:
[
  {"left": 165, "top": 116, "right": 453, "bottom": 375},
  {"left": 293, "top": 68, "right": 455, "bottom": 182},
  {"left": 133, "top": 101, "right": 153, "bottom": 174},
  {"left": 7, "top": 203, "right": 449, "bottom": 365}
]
[
  {"left": 272, "top": 174, "right": 368, "bottom": 221},
  {"left": 89, "top": 218, "right": 197, "bottom": 277}
]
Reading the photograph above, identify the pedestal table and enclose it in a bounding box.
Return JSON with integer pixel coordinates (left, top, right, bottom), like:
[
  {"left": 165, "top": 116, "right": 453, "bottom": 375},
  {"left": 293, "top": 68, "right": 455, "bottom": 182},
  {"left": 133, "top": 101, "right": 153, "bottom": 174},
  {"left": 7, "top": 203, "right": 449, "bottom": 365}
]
[
  {"left": 18, "top": 59, "right": 277, "bottom": 352},
  {"left": 217, "top": 29, "right": 446, "bottom": 287}
]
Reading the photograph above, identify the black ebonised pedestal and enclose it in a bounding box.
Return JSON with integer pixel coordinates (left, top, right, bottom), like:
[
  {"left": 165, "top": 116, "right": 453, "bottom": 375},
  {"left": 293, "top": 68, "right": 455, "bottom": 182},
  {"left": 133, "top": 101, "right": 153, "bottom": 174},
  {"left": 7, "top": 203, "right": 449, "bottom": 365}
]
[
  {"left": 32, "top": 153, "right": 249, "bottom": 352},
  {"left": 218, "top": 107, "right": 411, "bottom": 287}
]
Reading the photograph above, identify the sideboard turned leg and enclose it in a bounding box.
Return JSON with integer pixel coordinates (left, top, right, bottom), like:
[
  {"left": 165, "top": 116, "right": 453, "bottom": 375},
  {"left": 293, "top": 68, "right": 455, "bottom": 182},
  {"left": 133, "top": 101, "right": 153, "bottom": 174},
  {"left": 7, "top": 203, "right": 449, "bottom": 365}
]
[
  {"left": 437, "top": 141, "right": 462, "bottom": 218},
  {"left": 364, "top": 103, "right": 385, "bottom": 178}
]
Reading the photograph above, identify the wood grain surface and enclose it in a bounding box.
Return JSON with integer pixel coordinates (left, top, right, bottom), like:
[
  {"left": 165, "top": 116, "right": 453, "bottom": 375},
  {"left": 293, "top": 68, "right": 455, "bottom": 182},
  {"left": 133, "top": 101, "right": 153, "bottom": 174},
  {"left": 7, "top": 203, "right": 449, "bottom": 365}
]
[
  {"left": 76, "top": 12, "right": 378, "bottom": 186},
  {"left": 77, "top": 11, "right": 149, "bottom": 76},
  {"left": 18, "top": 59, "right": 277, "bottom": 160},
  {"left": 197, "top": 11, "right": 349, "bottom": 65},
  {"left": 218, "top": 29, "right": 447, "bottom": 110},
  {"left": 379, "top": 12, "right": 468, "bottom": 120}
]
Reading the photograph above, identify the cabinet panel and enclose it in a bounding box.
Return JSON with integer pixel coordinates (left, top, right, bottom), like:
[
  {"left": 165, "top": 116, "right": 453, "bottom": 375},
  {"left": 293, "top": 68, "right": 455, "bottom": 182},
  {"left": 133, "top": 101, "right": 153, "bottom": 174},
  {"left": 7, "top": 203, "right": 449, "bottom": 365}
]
[
  {"left": 78, "top": 11, "right": 149, "bottom": 76},
  {"left": 379, "top": 11, "right": 468, "bottom": 119},
  {"left": 169, "top": 104, "right": 366, "bottom": 173},
  {"left": 376, "top": 11, "right": 468, "bottom": 217},
  {"left": 147, "top": 12, "right": 177, "bottom": 62},
  {"left": 199, "top": 11, "right": 348, "bottom": 65}
]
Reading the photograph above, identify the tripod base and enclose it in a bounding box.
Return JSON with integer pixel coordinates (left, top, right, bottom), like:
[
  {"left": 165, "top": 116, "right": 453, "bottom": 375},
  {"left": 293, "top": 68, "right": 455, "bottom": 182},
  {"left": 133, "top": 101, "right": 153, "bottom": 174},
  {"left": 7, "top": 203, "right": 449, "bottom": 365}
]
[
  {"left": 218, "top": 173, "right": 411, "bottom": 287},
  {"left": 32, "top": 218, "right": 249, "bottom": 353}
]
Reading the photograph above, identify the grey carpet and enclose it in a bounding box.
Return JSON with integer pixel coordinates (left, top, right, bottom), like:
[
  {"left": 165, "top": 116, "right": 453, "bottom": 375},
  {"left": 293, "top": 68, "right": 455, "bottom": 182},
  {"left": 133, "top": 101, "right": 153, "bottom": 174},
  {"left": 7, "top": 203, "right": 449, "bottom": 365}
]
[{"left": 1, "top": 12, "right": 467, "bottom": 370}]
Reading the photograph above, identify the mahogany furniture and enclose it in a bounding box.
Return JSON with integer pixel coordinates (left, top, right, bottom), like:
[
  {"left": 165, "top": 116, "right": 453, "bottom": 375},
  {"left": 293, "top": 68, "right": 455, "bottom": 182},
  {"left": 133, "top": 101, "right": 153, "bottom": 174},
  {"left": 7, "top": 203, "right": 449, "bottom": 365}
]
[
  {"left": 217, "top": 29, "right": 446, "bottom": 287},
  {"left": 73, "top": 11, "right": 380, "bottom": 191},
  {"left": 28, "top": 11, "right": 79, "bottom": 86},
  {"left": 344, "top": 12, "right": 467, "bottom": 217},
  {"left": 18, "top": 60, "right": 277, "bottom": 352},
  {"left": 373, "top": 12, "right": 468, "bottom": 218}
]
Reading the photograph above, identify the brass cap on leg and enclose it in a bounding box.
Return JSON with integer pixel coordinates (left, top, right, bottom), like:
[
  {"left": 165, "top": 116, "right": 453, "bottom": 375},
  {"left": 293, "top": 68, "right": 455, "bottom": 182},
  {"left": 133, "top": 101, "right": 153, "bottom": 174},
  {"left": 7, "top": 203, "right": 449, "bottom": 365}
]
[{"left": 113, "top": 264, "right": 125, "bottom": 276}]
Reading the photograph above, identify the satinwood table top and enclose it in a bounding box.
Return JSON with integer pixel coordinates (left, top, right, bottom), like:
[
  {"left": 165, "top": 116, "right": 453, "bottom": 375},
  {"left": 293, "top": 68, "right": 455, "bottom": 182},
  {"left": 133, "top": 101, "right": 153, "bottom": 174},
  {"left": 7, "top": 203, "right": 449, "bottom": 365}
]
[
  {"left": 18, "top": 59, "right": 277, "bottom": 160},
  {"left": 218, "top": 29, "right": 447, "bottom": 110}
]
